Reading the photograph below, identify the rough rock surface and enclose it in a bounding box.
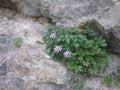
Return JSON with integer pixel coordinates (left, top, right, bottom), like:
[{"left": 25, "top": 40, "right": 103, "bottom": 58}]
[
  {"left": 0, "top": 0, "right": 120, "bottom": 54},
  {"left": 107, "top": 25, "right": 120, "bottom": 54},
  {"left": 0, "top": 0, "right": 119, "bottom": 28},
  {"left": 0, "top": 8, "right": 120, "bottom": 90},
  {"left": 0, "top": 0, "right": 41, "bottom": 17},
  {"left": 0, "top": 15, "right": 68, "bottom": 90},
  {"left": 0, "top": 0, "right": 116, "bottom": 18}
]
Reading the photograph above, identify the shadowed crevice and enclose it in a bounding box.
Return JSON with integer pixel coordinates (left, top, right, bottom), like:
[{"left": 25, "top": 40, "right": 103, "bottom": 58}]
[{"left": 0, "top": 0, "right": 17, "bottom": 10}]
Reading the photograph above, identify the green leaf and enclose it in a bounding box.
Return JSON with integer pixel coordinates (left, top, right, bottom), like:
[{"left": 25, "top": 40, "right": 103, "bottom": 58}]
[
  {"left": 49, "top": 52, "right": 55, "bottom": 59},
  {"left": 66, "top": 37, "right": 70, "bottom": 45},
  {"left": 74, "top": 43, "right": 80, "bottom": 48},
  {"left": 84, "top": 40, "right": 93, "bottom": 48}
]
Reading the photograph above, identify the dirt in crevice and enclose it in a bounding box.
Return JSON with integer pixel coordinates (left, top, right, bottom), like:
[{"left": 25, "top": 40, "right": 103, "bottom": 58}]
[{"left": 0, "top": 0, "right": 17, "bottom": 10}]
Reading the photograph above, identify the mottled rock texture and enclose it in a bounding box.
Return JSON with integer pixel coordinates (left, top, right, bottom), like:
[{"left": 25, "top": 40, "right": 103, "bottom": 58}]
[
  {"left": 0, "top": 0, "right": 116, "bottom": 18},
  {"left": 0, "top": 8, "right": 120, "bottom": 90},
  {"left": 0, "top": 0, "right": 120, "bottom": 89},
  {"left": 0, "top": 17, "right": 68, "bottom": 90},
  {"left": 0, "top": 0, "right": 120, "bottom": 54}
]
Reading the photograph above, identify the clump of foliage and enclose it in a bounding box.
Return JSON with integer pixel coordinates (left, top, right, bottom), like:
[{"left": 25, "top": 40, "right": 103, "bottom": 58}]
[
  {"left": 12, "top": 37, "right": 23, "bottom": 48},
  {"left": 43, "top": 23, "right": 109, "bottom": 75},
  {"left": 102, "top": 65, "right": 120, "bottom": 89},
  {"left": 102, "top": 74, "right": 113, "bottom": 86}
]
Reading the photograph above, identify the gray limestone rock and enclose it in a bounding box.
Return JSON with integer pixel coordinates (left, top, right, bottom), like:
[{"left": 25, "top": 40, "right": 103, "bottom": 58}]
[{"left": 0, "top": 17, "right": 68, "bottom": 90}]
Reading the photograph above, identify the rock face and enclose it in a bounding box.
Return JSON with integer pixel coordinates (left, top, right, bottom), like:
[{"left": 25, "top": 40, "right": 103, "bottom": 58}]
[
  {"left": 0, "top": 17, "right": 68, "bottom": 90},
  {"left": 0, "top": 0, "right": 119, "bottom": 23},
  {"left": 0, "top": 0, "right": 120, "bottom": 54},
  {"left": 0, "top": 0, "right": 115, "bottom": 18},
  {"left": 107, "top": 25, "right": 120, "bottom": 54},
  {"left": 0, "top": 7, "right": 120, "bottom": 90},
  {"left": 0, "top": 0, "right": 41, "bottom": 17},
  {"left": 20, "top": 0, "right": 42, "bottom": 17}
]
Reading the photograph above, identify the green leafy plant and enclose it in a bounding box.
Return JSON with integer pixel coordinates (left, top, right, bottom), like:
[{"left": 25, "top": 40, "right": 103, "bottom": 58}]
[
  {"left": 102, "top": 66, "right": 120, "bottom": 89},
  {"left": 102, "top": 74, "right": 113, "bottom": 86},
  {"left": 12, "top": 37, "right": 23, "bottom": 48},
  {"left": 43, "top": 24, "right": 109, "bottom": 75}
]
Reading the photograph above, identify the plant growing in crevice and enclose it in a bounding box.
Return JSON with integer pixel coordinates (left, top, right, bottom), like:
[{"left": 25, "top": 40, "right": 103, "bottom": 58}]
[
  {"left": 102, "top": 65, "right": 120, "bottom": 89},
  {"left": 12, "top": 37, "right": 23, "bottom": 48},
  {"left": 102, "top": 74, "right": 113, "bottom": 86},
  {"left": 43, "top": 23, "right": 109, "bottom": 75}
]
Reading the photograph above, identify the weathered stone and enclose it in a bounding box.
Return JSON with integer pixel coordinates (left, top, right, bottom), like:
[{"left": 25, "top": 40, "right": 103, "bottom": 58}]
[
  {"left": 0, "top": 34, "right": 10, "bottom": 54},
  {"left": 0, "top": 0, "right": 116, "bottom": 18},
  {"left": 95, "top": 2, "right": 120, "bottom": 30},
  {"left": 107, "top": 25, "right": 120, "bottom": 54},
  {"left": 41, "top": 0, "right": 114, "bottom": 22},
  {"left": 20, "top": 0, "right": 41, "bottom": 17},
  {"left": 0, "top": 8, "right": 120, "bottom": 90},
  {"left": 0, "top": 0, "right": 41, "bottom": 17},
  {"left": 74, "top": 18, "right": 108, "bottom": 37},
  {"left": 36, "top": 83, "right": 68, "bottom": 90},
  {"left": 0, "top": 34, "right": 10, "bottom": 45},
  {"left": 0, "top": 16, "right": 68, "bottom": 90},
  {"left": 0, "top": 60, "right": 6, "bottom": 76}
]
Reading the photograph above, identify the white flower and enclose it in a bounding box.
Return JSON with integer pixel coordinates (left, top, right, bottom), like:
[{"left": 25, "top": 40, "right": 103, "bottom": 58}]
[
  {"left": 54, "top": 45, "right": 62, "bottom": 53},
  {"left": 64, "top": 50, "right": 72, "bottom": 58},
  {"left": 50, "top": 33, "right": 56, "bottom": 39}
]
